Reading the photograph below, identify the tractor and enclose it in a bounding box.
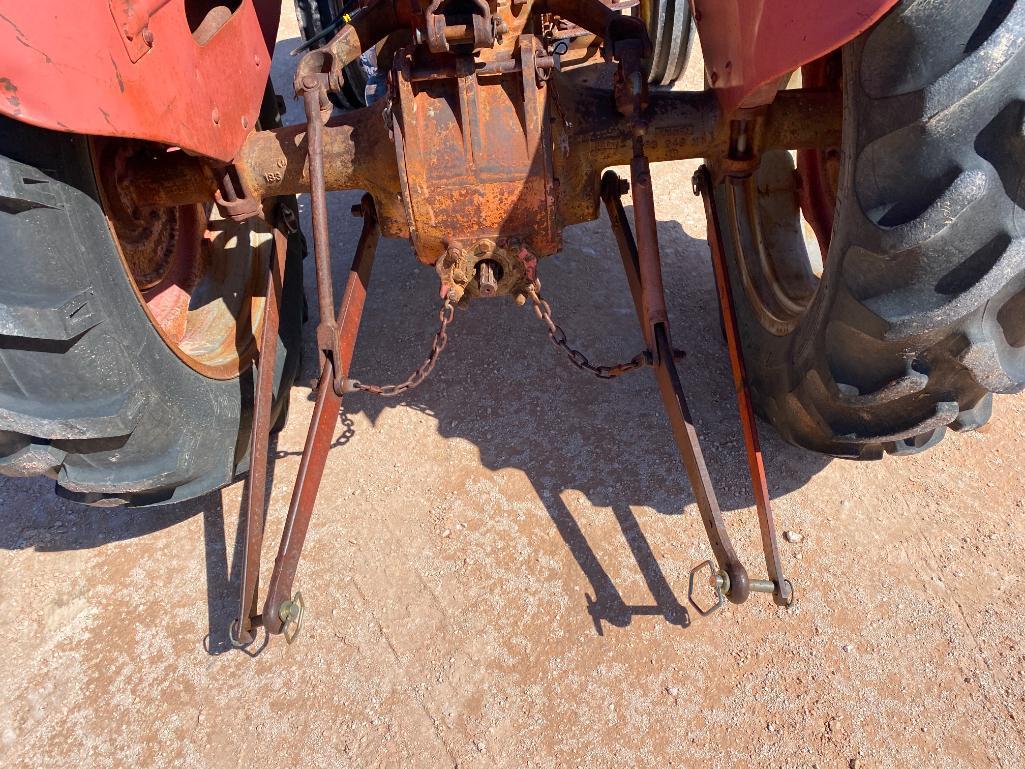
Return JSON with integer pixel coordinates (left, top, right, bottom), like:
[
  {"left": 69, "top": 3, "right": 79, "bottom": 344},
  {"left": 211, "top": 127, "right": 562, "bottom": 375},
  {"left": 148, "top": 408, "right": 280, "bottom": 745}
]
[{"left": 2, "top": 0, "right": 1022, "bottom": 643}]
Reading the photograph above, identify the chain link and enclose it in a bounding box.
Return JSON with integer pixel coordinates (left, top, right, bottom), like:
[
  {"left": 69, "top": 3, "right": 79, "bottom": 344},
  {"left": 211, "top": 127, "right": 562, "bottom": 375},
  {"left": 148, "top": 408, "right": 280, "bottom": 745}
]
[
  {"left": 526, "top": 281, "right": 654, "bottom": 379},
  {"left": 343, "top": 299, "right": 455, "bottom": 397},
  {"left": 344, "top": 279, "right": 675, "bottom": 395}
]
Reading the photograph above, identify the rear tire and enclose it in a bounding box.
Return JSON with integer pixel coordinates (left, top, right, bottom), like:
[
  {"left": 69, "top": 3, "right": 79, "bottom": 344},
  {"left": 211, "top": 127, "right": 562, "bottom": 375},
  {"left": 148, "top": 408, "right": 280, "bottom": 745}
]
[
  {"left": 710, "top": 0, "right": 1025, "bottom": 458},
  {"left": 0, "top": 116, "right": 304, "bottom": 506}
]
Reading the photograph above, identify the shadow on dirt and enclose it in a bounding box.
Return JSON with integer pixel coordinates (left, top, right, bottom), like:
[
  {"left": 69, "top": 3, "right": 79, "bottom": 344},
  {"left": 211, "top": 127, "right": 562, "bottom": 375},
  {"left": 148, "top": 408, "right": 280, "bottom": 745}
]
[
  {"left": 0, "top": 196, "right": 831, "bottom": 645},
  {"left": 0, "top": 38, "right": 829, "bottom": 641},
  {"left": 276, "top": 190, "right": 831, "bottom": 635}
]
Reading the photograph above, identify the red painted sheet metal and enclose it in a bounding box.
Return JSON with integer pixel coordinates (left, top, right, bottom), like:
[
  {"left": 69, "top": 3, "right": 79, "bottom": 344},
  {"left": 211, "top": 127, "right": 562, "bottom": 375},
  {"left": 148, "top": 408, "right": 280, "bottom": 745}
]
[
  {"left": 692, "top": 0, "right": 900, "bottom": 114},
  {"left": 0, "top": 1, "right": 281, "bottom": 162}
]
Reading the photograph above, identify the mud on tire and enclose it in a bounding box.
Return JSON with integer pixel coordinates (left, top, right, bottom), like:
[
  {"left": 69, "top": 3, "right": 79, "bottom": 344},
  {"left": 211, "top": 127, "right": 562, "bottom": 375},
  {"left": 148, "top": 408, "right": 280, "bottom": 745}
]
[
  {"left": 0, "top": 116, "right": 303, "bottom": 506},
  {"left": 712, "top": 0, "right": 1025, "bottom": 458}
]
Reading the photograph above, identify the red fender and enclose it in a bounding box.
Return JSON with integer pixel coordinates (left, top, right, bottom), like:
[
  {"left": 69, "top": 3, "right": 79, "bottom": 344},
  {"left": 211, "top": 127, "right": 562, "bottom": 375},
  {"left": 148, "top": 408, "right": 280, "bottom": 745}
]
[
  {"left": 0, "top": 1, "right": 281, "bottom": 162},
  {"left": 0, "top": 2, "right": 901, "bottom": 160},
  {"left": 693, "top": 0, "right": 900, "bottom": 114}
]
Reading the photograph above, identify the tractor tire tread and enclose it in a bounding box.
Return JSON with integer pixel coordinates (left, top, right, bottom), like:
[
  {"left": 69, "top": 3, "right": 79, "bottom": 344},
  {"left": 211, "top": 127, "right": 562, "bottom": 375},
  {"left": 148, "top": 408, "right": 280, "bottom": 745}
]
[
  {"left": 0, "top": 116, "right": 302, "bottom": 506},
  {"left": 722, "top": 0, "right": 1025, "bottom": 459}
]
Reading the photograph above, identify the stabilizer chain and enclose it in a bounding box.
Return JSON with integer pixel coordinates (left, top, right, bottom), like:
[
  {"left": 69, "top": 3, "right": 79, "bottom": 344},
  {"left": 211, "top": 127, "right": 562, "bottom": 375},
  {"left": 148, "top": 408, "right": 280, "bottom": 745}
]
[
  {"left": 342, "top": 298, "right": 455, "bottom": 396},
  {"left": 342, "top": 276, "right": 682, "bottom": 397},
  {"left": 525, "top": 279, "right": 683, "bottom": 379}
]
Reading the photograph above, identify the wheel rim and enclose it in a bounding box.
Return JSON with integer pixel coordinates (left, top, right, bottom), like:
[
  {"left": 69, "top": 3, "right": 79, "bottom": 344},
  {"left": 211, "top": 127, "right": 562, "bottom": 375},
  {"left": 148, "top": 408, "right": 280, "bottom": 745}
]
[
  {"left": 90, "top": 138, "right": 272, "bottom": 379},
  {"left": 721, "top": 153, "right": 820, "bottom": 336},
  {"left": 796, "top": 52, "right": 842, "bottom": 256},
  {"left": 719, "top": 53, "right": 842, "bottom": 337}
]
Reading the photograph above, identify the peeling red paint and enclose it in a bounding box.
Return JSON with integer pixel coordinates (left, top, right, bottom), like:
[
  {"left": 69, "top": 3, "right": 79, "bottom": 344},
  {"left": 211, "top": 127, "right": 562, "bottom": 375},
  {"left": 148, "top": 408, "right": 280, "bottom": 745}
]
[
  {"left": 110, "top": 54, "right": 125, "bottom": 94},
  {"left": 0, "top": 77, "right": 21, "bottom": 115}
]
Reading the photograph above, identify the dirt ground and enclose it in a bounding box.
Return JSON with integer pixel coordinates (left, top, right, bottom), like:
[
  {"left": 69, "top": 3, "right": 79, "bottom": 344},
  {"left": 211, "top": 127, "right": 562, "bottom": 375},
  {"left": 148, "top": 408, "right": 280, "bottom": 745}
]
[{"left": 3, "top": 9, "right": 1025, "bottom": 769}]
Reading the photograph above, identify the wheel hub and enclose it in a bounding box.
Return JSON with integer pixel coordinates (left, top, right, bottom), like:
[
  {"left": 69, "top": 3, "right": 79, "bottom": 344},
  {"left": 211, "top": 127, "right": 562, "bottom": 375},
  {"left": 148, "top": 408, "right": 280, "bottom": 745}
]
[{"left": 91, "top": 138, "right": 272, "bottom": 379}]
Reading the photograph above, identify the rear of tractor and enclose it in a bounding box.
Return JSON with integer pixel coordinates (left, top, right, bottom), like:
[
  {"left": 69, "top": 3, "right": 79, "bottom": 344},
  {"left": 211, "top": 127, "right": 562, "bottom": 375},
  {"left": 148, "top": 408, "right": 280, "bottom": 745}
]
[{"left": 1, "top": 0, "right": 1023, "bottom": 640}]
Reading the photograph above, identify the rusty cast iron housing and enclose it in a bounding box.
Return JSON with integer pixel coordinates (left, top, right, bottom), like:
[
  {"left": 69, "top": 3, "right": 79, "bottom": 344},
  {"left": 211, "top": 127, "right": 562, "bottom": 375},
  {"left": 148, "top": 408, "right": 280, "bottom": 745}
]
[{"left": 129, "top": 0, "right": 841, "bottom": 305}]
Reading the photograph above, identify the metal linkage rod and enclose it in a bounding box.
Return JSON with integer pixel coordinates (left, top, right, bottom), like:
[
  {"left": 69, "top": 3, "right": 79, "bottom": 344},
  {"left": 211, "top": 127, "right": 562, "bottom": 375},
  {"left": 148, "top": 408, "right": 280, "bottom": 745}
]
[
  {"left": 227, "top": 83, "right": 384, "bottom": 648},
  {"left": 601, "top": 167, "right": 796, "bottom": 614},
  {"left": 230, "top": 207, "right": 290, "bottom": 647},
  {"left": 693, "top": 166, "right": 794, "bottom": 608},
  {"left": 600, "top": 171, "right": 751, "bottom": 607},
  {"left": 260, "top": 193, "right": 381, "bottom": 640}
]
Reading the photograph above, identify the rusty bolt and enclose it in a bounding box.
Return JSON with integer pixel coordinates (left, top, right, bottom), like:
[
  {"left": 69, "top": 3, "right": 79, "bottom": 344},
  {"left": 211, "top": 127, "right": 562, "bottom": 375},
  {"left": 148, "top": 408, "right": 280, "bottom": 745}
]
[
  {"left": 141, "top": 27, "right": 154, "bottom": 46},
  {"left": 211, "top": 107, "right": 220, "bottom": 125},
  {"left": 241, "top": 116, "right": 249, "bottom": 129},
  {"left": 692, "top": 170, "right": 705, "bottom": 196},
  {"left": 535, "top": 54, "right": 557, "bottom": 72}
]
